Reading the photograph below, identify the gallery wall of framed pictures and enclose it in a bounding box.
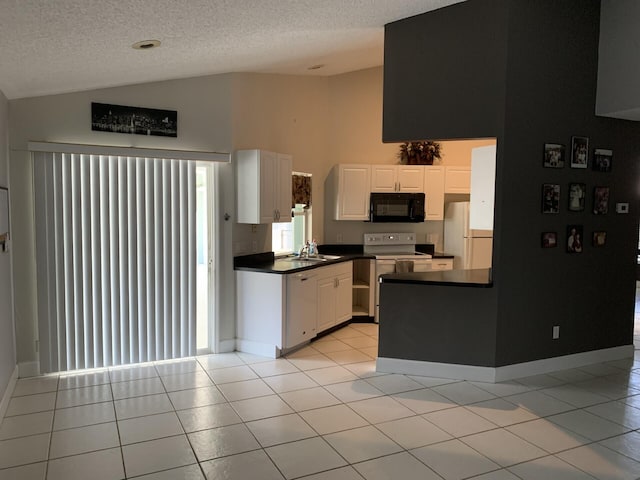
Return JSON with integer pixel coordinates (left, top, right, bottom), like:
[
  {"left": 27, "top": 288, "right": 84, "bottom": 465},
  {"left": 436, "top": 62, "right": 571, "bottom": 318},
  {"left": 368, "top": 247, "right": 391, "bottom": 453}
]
[{"left": 541, "top": 137, "right": 612, "bottom": 253}]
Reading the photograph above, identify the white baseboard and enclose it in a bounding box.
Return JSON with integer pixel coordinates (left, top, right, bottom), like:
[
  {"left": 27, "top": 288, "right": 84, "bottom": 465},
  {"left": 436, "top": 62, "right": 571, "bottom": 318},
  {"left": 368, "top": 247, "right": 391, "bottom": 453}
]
[
  {"left": 493, "top": 345, "right": 634, "bottom": 382},
  {"left": 216, "top": 339, "right": 237, "bottom": 354},
  {"left": 377, "top": 357, "right": 497, "bottom": 382},
  {"left": 235, "top": 339, "right": 279, "bottom": 359},
  {"left": 18, "top": 361, "right": 40, "bottom": 378},
  {"left": 0, "top": 366, "right": 18, "bottom": 421},
  {"left": 377, "top": 345, "right": 635, "bottom": 383}
]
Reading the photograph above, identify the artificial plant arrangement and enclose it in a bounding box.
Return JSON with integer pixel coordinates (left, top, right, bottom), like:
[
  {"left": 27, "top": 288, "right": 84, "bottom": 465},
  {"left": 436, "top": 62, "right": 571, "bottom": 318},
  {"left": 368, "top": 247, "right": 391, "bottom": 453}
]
[{"left": 398, "top": 141, "right": 442, "bottom": 165}]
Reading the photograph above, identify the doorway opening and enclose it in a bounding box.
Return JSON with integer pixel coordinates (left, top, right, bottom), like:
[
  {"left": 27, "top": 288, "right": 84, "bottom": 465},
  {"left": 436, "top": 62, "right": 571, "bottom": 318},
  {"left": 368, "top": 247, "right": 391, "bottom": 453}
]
[{"left": 196, "top": 164, "right": 215, "bottom": 354}]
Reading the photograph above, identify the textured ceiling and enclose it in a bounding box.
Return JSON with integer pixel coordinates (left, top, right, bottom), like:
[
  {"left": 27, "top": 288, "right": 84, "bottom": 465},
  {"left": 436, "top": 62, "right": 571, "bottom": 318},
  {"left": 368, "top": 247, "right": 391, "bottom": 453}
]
[{"left": 0, "top": 0, "right": 463, "bottom": 100}]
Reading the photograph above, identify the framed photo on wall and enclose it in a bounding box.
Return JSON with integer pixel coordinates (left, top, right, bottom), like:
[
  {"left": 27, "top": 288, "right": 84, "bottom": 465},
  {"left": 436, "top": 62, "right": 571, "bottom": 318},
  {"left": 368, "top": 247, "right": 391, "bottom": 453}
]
[
  {"left": 570, "top": 136, "right": 589, "bottom": 168},
  {"left": 543, "top": 143, "right": 565, "bottom": 168},
  {"left": 541, "top": 232, "right": 557, "bottom": 248},
  {"left": 593, "top": 231, "right": 607, "bottom": 247},
  {"left": 593, "top": 149, "right": 612, "bottom": 172},
  {"left": 542, "top": 183, "right": 560, "bottom": 213},
  {"left": 568, "top": 183, "right": 586, "bottom": 212},
  {"left": 593, "top": 186, "right": 610, "bottom": 215},
  {"left": 567, "top": 225, "right": 584, "bottom": 253}
]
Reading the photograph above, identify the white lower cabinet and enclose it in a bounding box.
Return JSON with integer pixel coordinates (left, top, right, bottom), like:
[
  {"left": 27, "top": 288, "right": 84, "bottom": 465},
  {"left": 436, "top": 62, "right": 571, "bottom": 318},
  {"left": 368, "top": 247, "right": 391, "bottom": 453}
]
[
  {"left": 430, "top": 258, "right": 454, "bottom": 271},
  {"left": 236, "top": 261, "right": 353, "bottom": 358},
  {"left": 316, "top": 262, "right": 353, "bottom": 334}
]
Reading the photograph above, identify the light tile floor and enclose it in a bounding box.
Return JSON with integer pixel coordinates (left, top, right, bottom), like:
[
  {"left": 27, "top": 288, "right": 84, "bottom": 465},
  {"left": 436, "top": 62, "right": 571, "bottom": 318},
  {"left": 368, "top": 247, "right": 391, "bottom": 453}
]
[{"left": 2, "top": 319, "right": 640, "bottom": 479}]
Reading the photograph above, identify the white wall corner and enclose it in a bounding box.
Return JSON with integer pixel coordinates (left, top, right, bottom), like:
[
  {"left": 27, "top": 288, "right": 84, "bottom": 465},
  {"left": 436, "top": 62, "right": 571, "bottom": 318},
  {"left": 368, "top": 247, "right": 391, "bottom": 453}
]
[
  {"left": 215, "top": 339, "right": 237, "bottom": 354},
  {"left": 18, "top": 360, "right": 40, "bottom": 378},
  {"left": 235, "top": 339, "right": 279, "bottom": 359},
  {"left": 0, "top": 365, "right": 18, "bottom": 420}
]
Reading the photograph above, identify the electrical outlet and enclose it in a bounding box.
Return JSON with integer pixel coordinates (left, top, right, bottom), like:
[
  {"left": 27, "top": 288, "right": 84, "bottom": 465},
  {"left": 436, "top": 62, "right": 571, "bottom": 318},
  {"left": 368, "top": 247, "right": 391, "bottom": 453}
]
[
  {"left": 252, "top": 240, "right": 258, "bottom": 252},
  {"left": 552, "top": 325, "right": 560, "bottom": 339},
  {"left": 251, "top": 224, "right": 257, "bottom": 233},
  {"left": 337, "top": 233, "right": 343, "bottom": 243}
]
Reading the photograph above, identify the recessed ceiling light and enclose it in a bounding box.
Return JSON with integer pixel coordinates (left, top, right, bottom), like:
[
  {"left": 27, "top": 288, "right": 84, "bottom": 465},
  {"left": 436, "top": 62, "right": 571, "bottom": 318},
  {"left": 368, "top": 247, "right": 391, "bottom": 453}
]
[
  {"left": 307, "top": 64, "right": 325, "bottom": 70},
  {"left": 132, "top": 39, "right": 161, "bottom": 50}
]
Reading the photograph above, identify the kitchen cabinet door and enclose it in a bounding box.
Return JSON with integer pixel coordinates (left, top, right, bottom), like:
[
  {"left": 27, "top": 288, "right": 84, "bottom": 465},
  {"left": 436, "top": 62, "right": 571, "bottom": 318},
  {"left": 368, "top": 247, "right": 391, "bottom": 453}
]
[
  {"left": 335, "top": 272, "right": 353, "bottom": 324},
  {"left": 430, "top": 258, "right": 453, "bottom": 271},
  {"left": 444, "top": 166, "right": 471, "bottom": 194},
  {"left": 397, "top": 166, "right": 424, "bottom": 192},
  {"left": 424, "top": 166, "right": 445, "bottom": 220},
  {"left": 316, "top": 261, "right": 353, "bottom": 333},
  {"left": 371, "top": 166, "right": 397, "bottom": 192},
  {"left": 335, "top": 164, "right": 371, "bottom": 220},
  {"left": 236, "top": 149, "right": 292, "bottom": 224},
  {"left": 258, "top": 151, "right": 279, "bottom": 223},
  {"left": 371, "top": 166, "right": 424, "bottom": 192},
  {"left": 317, "top": 276, "right": 337, "bottom": 333},
  {"left": 275, "top": 153, "right": 293, "bottom": 223}
]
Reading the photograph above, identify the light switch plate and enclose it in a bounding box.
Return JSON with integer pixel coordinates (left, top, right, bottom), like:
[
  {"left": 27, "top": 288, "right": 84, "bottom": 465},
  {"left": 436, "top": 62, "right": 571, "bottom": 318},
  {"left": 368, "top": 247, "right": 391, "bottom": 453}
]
[{"left": 615, "top": 202, "right": 629, "bottom": 213}]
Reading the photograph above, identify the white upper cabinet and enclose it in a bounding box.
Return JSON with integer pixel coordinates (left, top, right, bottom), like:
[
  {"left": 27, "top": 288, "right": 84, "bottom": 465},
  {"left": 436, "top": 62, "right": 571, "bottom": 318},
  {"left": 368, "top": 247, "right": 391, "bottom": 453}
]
[
  {"left": 275, "top": 153, "right": 293, "bottom": 223},
  {"left": 334, "top": 164, "right": 371, "bottom": 220},
  {"left": 423, "top": 166, "right": 445, "bottom": 220},
  {"left": 371, "top": 165, "right": 424, "bottom": 192},
  {"left": 370, "top": 165, "right": 396, "bottom": 192},
  {"left": 236, "top": 149, "right": 293, "bottom": 224},
  {"left": 397, "top": 166, "right": 425, "bottom": 192},
  {"left": 444, "top": 166, "right": 471, "bottom": 193}
]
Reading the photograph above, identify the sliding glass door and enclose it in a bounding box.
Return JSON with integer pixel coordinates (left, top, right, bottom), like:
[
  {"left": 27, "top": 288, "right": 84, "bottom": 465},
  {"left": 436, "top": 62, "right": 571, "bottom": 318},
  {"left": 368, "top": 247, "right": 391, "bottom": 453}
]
[{"left": 34, "top": 151, "right": 217, "bottom": 373}]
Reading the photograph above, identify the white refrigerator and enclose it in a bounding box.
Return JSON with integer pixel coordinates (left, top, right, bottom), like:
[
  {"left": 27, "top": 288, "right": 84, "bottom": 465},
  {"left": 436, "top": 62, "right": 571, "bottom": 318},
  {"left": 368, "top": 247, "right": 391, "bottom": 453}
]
[{"left": 444, "top": 202, "right": 493, "bottom": 269}]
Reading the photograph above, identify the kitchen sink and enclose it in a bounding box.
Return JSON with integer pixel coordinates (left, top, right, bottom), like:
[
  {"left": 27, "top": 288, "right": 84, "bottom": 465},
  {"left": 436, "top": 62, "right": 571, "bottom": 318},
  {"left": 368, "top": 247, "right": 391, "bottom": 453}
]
[{"left": 286, "top": 254, "right": 341, "bottom": 262}]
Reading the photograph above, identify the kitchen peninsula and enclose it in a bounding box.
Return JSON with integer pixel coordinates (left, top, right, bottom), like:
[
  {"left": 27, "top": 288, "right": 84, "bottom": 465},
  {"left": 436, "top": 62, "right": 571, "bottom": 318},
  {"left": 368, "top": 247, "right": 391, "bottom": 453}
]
[{"left": 377, "top": 268, "right": 499, "bottom": 382}]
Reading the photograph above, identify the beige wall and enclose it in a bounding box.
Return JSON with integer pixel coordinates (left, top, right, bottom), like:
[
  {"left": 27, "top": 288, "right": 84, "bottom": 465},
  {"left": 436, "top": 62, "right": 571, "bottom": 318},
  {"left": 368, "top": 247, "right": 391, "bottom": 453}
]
[
  {"left": 9, "top": 74, "right": 235, "bottom": 365},
  {"left": 231, "top": 73, "right": 330, "bottom": 254}
]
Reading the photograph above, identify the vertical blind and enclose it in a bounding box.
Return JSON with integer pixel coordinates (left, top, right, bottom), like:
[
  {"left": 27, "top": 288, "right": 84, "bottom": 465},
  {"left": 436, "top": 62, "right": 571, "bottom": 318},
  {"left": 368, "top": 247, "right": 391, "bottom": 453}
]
[{"left": 34, "top": 152, "right": 197, "bottom": 373}]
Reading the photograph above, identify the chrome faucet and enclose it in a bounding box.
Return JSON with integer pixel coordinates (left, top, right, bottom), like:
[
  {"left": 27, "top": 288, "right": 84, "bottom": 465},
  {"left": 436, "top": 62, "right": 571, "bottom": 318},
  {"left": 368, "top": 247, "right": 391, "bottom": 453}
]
[{"left": 298, "top": 242, "right": 310, "bottom": 258}]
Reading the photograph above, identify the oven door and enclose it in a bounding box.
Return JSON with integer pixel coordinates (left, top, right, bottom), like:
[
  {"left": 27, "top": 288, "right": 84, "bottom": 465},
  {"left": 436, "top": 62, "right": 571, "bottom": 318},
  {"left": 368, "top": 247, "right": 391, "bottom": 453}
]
[{"left": 374, "top": 259, "right": 397, "bottom": 323}]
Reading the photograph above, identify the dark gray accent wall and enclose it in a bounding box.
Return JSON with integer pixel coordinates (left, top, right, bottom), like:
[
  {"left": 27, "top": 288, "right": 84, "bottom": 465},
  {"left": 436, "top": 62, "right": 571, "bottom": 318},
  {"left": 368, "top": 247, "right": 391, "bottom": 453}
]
[
  {"left": 379, "top": 282, "right": 498, "bottom": 366},
  {"left": 383, "top": 0, "right": 509, "bottom": 142},
  {"left": 383, "top": 0, "right": 640, "bottom": 367},
  {"left": 495, "top": 0, "right": 640, "bottom": 366}
]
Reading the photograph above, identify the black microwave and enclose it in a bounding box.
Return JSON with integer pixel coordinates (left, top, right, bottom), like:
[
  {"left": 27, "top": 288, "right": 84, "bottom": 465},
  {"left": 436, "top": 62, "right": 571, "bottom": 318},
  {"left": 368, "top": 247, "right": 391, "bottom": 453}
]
[{"left": 369, "top": 192, "right": 425, "bottom": 222}]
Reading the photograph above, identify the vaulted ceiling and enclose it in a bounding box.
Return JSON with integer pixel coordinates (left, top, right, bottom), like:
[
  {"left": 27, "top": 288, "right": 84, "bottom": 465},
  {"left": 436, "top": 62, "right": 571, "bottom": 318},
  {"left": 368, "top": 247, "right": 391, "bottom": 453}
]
[{"left": 0, "top": 0, "right": 463, "bottom": 100}]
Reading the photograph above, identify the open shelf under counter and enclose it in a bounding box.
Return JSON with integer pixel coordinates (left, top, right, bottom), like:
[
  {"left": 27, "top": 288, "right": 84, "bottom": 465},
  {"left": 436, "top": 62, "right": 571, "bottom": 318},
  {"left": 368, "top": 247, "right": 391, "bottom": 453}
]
[{"left": 352, "top": 258, "right": 375, "bottom": 318}]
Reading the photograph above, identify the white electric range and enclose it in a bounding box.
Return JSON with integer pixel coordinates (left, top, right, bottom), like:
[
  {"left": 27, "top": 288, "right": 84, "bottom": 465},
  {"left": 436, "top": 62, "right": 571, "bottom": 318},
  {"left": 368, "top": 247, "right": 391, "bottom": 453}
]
[{"left": 363, "top": 233, "right": 432, "bottom": 322}]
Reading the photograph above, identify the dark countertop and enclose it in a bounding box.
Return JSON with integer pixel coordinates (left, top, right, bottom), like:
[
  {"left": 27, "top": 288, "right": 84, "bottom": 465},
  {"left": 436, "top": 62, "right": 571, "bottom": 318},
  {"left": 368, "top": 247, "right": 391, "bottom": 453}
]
[
  {"left": 381, "top": 268, "right": 492, "bottom": 287},
  {"left": 234, "top": 251, "right": 375, "bottom": 274},
  {"left": 432, "top": 252, "right": 454, "bottom": 259},
  {"left": 234, "top": 243, "right": 446, "bottom": 274}
]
